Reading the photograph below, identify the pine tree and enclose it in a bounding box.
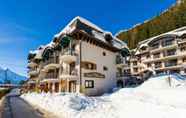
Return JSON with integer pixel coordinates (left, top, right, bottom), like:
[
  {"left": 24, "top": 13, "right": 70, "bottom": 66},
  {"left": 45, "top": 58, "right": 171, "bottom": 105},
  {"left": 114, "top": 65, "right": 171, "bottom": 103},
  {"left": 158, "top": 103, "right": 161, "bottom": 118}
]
[{"left": 116, "top": 1, "right": 186, "bottom": 49}]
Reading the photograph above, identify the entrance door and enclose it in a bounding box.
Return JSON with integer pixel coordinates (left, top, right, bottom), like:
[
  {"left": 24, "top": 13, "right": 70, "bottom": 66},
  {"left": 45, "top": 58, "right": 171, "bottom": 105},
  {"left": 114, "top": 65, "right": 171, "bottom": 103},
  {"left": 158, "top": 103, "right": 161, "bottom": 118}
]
[
  {"left": 49, "top": 83, "right": 53, "bottom": 92},
  {"left": 69, "top": 81, "right": 76, "bottom": 92}
]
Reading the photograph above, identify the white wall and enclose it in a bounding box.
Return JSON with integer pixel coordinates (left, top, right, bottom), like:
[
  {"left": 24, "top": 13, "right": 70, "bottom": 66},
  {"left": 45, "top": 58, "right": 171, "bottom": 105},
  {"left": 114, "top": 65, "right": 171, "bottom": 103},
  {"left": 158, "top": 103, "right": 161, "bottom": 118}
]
[{"left": 81, "top": 41, "right": 117, "bottom": 95}]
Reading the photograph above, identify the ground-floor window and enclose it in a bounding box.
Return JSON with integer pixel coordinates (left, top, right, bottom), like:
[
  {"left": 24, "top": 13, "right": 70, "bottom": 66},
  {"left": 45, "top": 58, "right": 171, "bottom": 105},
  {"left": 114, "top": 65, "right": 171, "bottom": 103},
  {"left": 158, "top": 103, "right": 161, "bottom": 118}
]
[
  {"left": 69, "top": 81, "right": 76, "bottom": 92},
  {"left": 117, "top": 80, "right": 124, "bottom": 88},
  {"left": 169, "top": 70, "right": 180, "bottom": 74},
  {"left": 156, "top": 70, "right": 164, "bottom": 75},
  {"left": 85, "top": 80, "right": 94, "bottom": 88}
]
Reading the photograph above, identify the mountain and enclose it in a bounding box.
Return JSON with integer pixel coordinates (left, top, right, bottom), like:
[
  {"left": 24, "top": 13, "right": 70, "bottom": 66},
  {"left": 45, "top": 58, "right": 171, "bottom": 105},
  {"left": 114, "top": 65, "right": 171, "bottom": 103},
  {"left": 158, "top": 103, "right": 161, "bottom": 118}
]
[
  {"left": 0, "top": 67, "right": 27, "bottom": 85},
  {"left": 116, "top": 0, "right": 186, "bottom": 49}
]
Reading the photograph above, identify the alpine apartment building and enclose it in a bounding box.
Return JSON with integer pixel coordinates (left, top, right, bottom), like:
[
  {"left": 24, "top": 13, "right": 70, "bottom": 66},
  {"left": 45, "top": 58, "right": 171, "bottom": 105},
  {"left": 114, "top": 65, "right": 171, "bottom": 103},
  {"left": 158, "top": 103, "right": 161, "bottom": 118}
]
[
  {"left": 127, "top": 26, "right": 186, "bottom": 77},
  {"left": 27, "top": 16, "right": 129, "bottom": 96}
]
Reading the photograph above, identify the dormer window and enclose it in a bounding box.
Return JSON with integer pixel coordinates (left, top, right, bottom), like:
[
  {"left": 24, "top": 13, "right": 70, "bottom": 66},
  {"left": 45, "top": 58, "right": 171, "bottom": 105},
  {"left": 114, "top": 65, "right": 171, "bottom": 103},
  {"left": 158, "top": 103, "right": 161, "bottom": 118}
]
[
  {"left": 141, "top": 46, "right": 147, "bottom": 51},
  {"left": 104, "top": 33, "right": 113, "bottom": 42}
]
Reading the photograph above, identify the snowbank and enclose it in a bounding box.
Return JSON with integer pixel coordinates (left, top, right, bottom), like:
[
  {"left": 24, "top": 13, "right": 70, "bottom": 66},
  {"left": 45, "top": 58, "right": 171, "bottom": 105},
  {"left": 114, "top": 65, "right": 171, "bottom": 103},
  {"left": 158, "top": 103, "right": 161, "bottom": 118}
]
[
  {"left": 139, "top": 75, "right": 186, "bottom": 89},
  {"left": 21, "top": 77, "right": 186, "bottom": 118},
  {"left": 21, "top": 93, "right": 101, "bottom": 118}
]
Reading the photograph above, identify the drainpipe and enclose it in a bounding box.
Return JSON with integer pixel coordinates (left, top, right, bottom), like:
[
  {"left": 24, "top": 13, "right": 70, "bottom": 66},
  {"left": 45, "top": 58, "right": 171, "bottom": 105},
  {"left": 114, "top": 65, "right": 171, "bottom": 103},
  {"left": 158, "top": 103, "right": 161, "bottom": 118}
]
[
  {"left": 70, "top": 38, "right": 72, "bottom": 55},
  {"left": 79, "top": 40, "right": 82, "bottom": 93}
]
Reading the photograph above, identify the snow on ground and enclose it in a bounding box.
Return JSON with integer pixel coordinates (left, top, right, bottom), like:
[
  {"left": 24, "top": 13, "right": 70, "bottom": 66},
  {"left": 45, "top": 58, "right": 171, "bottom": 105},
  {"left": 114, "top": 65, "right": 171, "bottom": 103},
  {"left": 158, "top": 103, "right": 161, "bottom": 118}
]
[
  {"left": 21, "top": 77, "right": 186, "bottom": 118},
  {"left": 0, "top": 88, "right": 7, "bottom": 90}
]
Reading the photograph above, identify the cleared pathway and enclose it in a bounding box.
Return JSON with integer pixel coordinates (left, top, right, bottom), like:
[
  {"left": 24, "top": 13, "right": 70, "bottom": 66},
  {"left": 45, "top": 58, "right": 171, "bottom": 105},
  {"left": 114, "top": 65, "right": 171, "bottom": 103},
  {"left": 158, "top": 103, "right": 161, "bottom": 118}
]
[{"left": 1, "top": 90, "right": 44, "bottom": 118}]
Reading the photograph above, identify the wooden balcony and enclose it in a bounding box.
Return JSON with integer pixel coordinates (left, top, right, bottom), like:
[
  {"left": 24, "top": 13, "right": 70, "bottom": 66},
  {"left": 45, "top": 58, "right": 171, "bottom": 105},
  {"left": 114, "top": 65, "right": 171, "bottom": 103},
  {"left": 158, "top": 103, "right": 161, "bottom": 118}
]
[
  {"left": 42, "top": 73, "right": 59, "bottom": 83},
  {"left": 116, "top": 55, "right": 127, "bottom": 68},
  {"left": 43, "top": 58, "right": 60, "bottom": 72},
  {"left": 150, "top": 44, "right": 177, "bottom": 53},
  {"left": 28, "top": 62, "right": 37, "bottom": 68},
  {"left": 144, "top": 54, "right": 179, "bottom": 63},
  {"left": 28, "top": 69, "right": 39, "bottom": 76},
  {"left": 60, "top": 49, "right": 76, "bottom": 64},
  {"left": 60, "top": 69, "right": 78, "bottom": 80}
]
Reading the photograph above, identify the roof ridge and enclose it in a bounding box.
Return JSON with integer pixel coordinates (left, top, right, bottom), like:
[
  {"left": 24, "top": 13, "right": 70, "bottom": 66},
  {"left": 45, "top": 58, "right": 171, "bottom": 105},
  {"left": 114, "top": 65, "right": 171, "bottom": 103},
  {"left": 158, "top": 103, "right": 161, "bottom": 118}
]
[{"left": 54, "top": 16, "right": 104, "bottom": 38}]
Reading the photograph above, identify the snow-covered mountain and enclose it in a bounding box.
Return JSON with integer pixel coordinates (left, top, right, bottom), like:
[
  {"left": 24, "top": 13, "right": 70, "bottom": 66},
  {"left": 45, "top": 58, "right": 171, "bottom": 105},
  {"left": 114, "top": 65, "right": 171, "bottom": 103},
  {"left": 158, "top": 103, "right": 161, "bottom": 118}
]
[{"left": 0, "top": 67, "right": 27, "bottom": 85}]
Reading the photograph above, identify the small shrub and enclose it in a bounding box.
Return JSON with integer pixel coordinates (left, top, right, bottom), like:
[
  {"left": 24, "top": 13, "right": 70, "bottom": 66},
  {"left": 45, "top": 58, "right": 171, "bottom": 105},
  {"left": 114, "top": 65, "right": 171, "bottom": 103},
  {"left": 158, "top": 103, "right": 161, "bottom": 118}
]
[{"left": 0, "top": 89, "right": 11, "bottom": 99}]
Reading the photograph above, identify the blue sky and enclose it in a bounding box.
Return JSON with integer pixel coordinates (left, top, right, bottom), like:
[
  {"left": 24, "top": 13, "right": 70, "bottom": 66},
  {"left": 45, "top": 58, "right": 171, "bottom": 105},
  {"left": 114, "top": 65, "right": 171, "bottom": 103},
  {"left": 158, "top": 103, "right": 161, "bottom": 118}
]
[{"left": 0, "top": 0, "right": 176, "bottom": 76}]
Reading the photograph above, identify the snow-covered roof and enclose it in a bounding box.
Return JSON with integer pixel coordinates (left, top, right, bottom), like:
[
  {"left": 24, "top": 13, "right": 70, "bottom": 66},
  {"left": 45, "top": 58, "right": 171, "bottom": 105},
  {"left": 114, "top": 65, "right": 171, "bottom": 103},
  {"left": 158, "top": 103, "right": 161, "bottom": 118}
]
[
  {"left": 54, "top": 16, "right": 128, "bottom": 50},
  {"left": 29, "top": 50, "right": 39, "bottom": 55},
  {"left": 28, "top": 16, "right": 129, "bottom": 61},
  {"left": 92, "top": 30, "right": 128, "bottom": 49},
  {"left": 138, "top": 26, "right": 186, "bottom": 46},
  {"left": 34, "top": 48, "right": 44, "bottom": 59},
  {"left": 27, "top": 80, "right": 36, "bottom": 84},
  {"left": 54, "top": 16, "right": 104, "bottom": 38},
  {"left": 114, "top": 37, "right": 128, "bottom": 49},
  {"left": 139, "top": 43, "right": 148, "bottom": 49},
  {"left": 29, "top": 41, "right": 55, "bottom": 60}
]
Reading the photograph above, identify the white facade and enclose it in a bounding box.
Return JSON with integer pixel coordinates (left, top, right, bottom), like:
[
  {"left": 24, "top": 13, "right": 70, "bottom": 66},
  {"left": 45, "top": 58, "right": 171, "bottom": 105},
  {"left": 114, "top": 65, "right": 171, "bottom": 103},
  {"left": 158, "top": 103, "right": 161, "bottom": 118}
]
[
  {"left": 27, "top": 16, "right": 129, "bottom": 96},
  {"left": 81, "top": 41, "right": 117, "bottom": 95},
  {"left": 126, "top": 26, "right": 186, "bottom": 78}
]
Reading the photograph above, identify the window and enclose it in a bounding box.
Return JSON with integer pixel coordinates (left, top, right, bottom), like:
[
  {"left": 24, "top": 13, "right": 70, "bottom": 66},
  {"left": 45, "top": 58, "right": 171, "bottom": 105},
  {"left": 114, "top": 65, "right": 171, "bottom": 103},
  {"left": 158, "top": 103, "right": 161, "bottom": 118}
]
[
  {"left": 183, "top": 58, "right": 186, "bottom": 62},
  {"left": 154, "top": 62, "right": 162, "bottom": 68},
  {"left": 146, "top": 54, "right": 150, "bottom": 59},
  {"left": 133, "top": 61, "right": 137, "bottom": 66},
  {"left": 165, "top": 59, "right": 177, "bottom": 67},
  {"left": 181, "top": 46, "right": 186, "bottom": 51},
  {"left": 147, "top": 63, "right": 151, "bottom": 67},
  {"left": 151, "top": 43, "right": 159, "bottom": 49},
  {"left": 103, "top": 52, "right": 106, "bottom": 56},
  {"left": 82, "top": 61, "right": 97, "bottom": 70},
  {"left": 162, "top": 38, "right": 174, "bottom": 47},
  {"left": 85, "top": 80, "right": 94, "bottom": 88},
  {"left": 165, "top": 49, "right": 176, "bottom": 56},
  {"left": 56, "top": 56, "right": 59, "bottom": 63},
  {"left": 103, "top": 66, "right": 108, "bottom": 71},
  {"left": 133, "top": 68, "right": 138, "bottom": 73},
  {"left": 140, "top": 46, "right": 147, "bottom": 51},
  {"left": 153, "top": 53, "right": 160, "bottom": 59}
]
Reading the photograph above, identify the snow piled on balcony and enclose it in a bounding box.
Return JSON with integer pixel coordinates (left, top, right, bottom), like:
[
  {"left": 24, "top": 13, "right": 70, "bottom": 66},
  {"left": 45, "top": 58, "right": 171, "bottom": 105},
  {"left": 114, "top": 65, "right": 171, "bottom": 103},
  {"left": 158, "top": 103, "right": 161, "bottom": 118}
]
[{"left": 21, "top": 76, "right": 186, "bottom": 118}]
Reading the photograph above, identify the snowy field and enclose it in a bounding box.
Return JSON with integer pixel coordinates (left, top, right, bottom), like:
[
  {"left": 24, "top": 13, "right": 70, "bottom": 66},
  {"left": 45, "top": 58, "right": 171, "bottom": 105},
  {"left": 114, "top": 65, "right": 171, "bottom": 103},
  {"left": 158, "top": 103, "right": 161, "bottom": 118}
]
[{"left": 21, "top": 77, "right": 186, "bottom": 118}]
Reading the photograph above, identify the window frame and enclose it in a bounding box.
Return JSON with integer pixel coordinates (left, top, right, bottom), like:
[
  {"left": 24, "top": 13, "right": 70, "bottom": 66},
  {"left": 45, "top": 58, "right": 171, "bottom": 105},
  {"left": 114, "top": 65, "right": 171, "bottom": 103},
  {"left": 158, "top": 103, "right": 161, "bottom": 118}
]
[
  {"left": 85, "top": 80, "right": 94, "bottom": 88},
  {"left": 103, "top": 52, "right": 106, "bottom": 56},
  {"left": 82, "top": 61, "right": 97, "bottom": 70},
  {"left": 103, "top": 66, "right": 108, "bottom": 71}
]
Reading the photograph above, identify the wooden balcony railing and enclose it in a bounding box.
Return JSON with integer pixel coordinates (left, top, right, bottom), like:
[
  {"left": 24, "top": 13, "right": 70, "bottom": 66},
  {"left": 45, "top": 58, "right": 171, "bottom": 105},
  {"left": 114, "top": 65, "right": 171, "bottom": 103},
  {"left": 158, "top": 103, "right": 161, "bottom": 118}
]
[{"left": 62, "top": 68, "right": 78, "bottom": 76}]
